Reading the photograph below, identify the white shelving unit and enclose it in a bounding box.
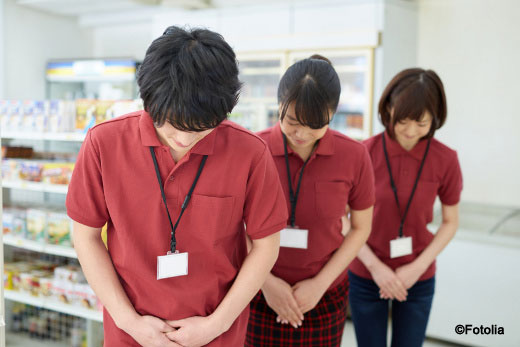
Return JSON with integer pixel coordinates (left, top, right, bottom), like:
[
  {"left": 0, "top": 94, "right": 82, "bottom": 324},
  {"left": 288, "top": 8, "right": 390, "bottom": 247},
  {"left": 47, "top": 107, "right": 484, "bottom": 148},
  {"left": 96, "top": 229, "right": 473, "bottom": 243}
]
[
  {"left": 2, "top": 181, "right": 68, "bottom": 194},
  {"left": 4, "top": 291, "right": 102, "bottom": 322},
  {"left": 2, "top": 131, "right": 103, "bottom": 347},
  {"left": 0, "top": 132, "right": 85, "bottom": 142},
  {"left": 3, "top": 234, "right": 76, "bottom": 259}
]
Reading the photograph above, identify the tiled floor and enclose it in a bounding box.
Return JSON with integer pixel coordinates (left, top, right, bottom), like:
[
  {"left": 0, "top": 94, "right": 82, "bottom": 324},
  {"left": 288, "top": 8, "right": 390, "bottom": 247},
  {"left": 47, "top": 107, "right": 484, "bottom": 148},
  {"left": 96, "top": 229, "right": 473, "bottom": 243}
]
[{"left": 341, "top": 319, "right": 463, "bottom": 347}]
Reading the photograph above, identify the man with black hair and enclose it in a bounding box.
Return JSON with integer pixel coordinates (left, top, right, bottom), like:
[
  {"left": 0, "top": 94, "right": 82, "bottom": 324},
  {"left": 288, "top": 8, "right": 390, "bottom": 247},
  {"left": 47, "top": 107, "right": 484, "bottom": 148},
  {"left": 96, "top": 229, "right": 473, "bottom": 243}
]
[{"left": 66, "top": 26, "right": 287, "bottom": 346}]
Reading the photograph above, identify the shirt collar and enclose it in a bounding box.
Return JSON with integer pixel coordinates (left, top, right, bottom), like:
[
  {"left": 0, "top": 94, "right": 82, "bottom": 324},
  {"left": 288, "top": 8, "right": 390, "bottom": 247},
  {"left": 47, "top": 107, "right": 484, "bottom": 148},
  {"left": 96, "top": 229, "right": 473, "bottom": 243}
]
[
  {"left": 269, "top": 122, "right": 335, "bottom": 157},
  {"left": 139, "top": 110, "right": 216, "bottom": 155},
  {"left": 383, "top": 131, "right": 429, "bottom": 161}
]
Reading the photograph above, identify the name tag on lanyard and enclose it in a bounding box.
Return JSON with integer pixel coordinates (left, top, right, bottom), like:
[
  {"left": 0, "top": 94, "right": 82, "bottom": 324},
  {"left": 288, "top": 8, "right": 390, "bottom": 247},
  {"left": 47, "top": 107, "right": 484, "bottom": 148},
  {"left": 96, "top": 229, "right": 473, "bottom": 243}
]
[
  {"left": 157, "top": 251, "right": 188, "bottom": 279},
  {"left": 390, "top": 236, "right": 412, "bottom": 258},
  {"left": 280, "top": 227, "right": 308, "bottom": 249}
]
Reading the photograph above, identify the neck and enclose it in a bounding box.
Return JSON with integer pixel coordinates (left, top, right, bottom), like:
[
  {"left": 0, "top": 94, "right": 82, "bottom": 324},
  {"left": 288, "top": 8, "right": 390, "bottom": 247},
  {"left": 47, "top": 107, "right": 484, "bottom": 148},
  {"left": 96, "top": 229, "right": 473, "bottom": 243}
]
[
  {"left": 288, "top": 142, "right": 316, "bottom": 162},
  {"left": 398, "top": 140, "right": 417, "bottom": 152},
  {"left": 155, "top": 129, "right": 190, "bottom": 163}
]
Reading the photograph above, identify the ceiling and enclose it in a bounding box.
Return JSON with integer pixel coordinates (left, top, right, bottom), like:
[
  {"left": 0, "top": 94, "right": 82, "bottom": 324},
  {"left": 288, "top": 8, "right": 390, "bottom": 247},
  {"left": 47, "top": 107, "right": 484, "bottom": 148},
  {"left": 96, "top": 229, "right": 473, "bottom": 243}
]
[{"left": 15, "top": 0, "right": 302, "bottom": 16}]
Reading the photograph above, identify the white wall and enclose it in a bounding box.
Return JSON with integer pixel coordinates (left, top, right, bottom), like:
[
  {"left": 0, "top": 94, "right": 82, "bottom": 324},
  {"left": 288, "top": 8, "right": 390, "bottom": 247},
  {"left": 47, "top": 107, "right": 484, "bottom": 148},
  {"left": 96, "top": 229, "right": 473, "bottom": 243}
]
[
  {"left": 417, "top": 0, "right": 520, "bottom": 207},
  {"left": 3, "top": 0, "right": 92, "bottom": 99},
  {"left": 0, "top": 0, "right": 4, "bottom": 99}
]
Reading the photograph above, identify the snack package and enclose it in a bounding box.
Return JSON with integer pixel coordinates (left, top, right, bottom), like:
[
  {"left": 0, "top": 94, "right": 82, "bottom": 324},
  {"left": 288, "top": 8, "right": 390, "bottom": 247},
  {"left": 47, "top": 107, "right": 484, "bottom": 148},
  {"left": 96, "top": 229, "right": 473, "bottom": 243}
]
[
  {"left": 95, "top": 100, "right": 114, "bottom": 125},
  {"left": 34, "top": 100, "right": 47, "bottom": 132},
  {"left": 52, "top": 278, "right": 75, "bottom": 304},
  {"left": 0, "top": 100, "right": 9, "bottom": 130},
  {"left": 19, "top": 160, "right": 45, "bottom": 182},
  {"left": 2, "top": 207, "right": 26, "bottom": 236},
  {"left": 2, "top": 159, "right": 21, "bottom": 181},
  {"left": 47, "top": 211, "right": 72, "bottom": 246},
  {"left": 41, "top": 162, "right": 75, "bottom": 185},
  {"left": 73, "top": 282, "right": 100, "bottom": 310},
  {"left": 6, "top": 100, "right": 22, "bottom": 132},
  {"left": 26, "top": 208, "right": 47, "bottom": 241},
  {"left": 21, "top": 100, "right": 36, "bottom": 132},
  {"left": 54, "top": 265, "right": 85, "bottom": 283},
  {"left": 75, "top": 99, "right": 96, "bottom": 132}
]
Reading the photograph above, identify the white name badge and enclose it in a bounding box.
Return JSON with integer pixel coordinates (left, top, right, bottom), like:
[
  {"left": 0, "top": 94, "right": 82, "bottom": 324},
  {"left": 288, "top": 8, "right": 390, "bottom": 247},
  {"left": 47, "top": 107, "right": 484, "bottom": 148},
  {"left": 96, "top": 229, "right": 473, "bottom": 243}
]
[
  {"left": 390, "top": 236, "right": 413, "bottom": 259},
  {"left": 157, "top": 251, "right": 188, "bottom": 280},
  {"left": 280, "top": 227, "right": 308, "bottom": 249}
]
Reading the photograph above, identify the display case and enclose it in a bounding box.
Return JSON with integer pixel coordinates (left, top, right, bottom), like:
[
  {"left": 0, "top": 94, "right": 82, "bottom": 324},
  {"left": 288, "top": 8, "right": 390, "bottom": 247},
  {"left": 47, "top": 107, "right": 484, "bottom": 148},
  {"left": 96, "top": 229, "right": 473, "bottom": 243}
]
[
  {"left": 46, "top": 59, "right": 138, "bottom": 100},
  {"left": 289, "top": 50, "right": 374, "bottom": 139},
  {"left": 235, "top": 49, "right": 374, "bottom": 139}
]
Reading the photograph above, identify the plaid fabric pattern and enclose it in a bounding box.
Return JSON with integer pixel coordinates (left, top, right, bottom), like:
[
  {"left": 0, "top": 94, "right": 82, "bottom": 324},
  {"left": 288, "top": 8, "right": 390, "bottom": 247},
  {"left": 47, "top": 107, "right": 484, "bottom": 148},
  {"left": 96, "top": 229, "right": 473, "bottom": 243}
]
[{"left": 246, "top": 277, "right": 349, "bottom": 346}]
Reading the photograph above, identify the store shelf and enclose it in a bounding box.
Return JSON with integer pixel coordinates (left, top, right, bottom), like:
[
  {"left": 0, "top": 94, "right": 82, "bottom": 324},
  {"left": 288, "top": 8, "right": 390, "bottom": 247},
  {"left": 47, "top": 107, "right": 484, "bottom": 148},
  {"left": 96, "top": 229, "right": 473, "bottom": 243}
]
[
  {"left": 3, "top": 234, "right": 77, "bottom": 259},
  {"left": 5, "top": 290, "right": 103, "bottom": 322},
  {"left": 6, "top": 332, "right": 71, "bottom": 347},
  {"left": 2, "top": 180, "right": 68, "bottom": 194},
  {"left": 1, "top": 131, "right": 86, "bottom": 142}
]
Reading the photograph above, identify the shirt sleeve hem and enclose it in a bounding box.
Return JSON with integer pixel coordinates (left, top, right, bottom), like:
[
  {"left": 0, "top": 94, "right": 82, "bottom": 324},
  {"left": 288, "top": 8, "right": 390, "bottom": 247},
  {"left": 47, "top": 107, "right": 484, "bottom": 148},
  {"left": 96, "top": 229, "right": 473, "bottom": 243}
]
[
  {"left": 439, "top": 197, "right": 461, "bottom": 206},
  {"left": 67, "top": 210, "right": 107, "bottom": 229},
  {"left": 248, "top": 220, "right": 287, "bottom": 240},
  {"left": 349, "top": 199, "right": 375, "bottom": 211}
]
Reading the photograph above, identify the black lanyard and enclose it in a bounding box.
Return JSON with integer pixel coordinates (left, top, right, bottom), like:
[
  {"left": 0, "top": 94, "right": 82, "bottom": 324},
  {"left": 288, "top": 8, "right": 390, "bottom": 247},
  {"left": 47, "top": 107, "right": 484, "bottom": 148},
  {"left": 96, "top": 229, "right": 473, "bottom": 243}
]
[
  {"left": 149, "top": 147, "right": 207, "bottom": 253},
  {"left": 382, "top": 133, "right": 431, "bottom": 238},
  {"left": 283, "top": 134, "right": 317, "bottom": 228}
]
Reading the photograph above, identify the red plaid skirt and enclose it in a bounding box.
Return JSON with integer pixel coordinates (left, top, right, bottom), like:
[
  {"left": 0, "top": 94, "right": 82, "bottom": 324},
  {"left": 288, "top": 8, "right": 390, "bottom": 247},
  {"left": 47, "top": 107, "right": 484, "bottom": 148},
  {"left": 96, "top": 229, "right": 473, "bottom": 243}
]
[{"left": 245, "top": 276, "right": 349, "bottom": 346}]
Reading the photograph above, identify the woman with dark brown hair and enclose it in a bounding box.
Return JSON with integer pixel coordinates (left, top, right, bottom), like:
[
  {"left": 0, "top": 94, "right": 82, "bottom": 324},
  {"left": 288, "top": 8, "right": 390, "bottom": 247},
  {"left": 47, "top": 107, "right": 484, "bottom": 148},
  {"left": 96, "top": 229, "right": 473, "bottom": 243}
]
[
  {"left": 245, "top": 55, "right": 375, "bottom": 346},
  {"left": 348, "top": 68, "right": 463, "bottom": 347}
]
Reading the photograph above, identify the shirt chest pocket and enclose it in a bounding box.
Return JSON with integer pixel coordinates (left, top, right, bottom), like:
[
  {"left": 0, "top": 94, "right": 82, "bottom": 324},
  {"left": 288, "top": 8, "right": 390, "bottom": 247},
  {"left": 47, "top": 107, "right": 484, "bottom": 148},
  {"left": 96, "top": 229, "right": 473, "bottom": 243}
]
[
  {"left": 315, "top": 181, "right": 349, "bottom": 220},
  {"left": 184, "top": 194, "right": 236, "bottom": 244}
]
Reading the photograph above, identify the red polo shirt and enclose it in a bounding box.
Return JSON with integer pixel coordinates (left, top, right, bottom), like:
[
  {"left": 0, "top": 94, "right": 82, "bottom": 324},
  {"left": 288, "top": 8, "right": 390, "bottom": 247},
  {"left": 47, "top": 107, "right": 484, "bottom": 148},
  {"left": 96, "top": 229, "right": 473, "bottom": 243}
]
[
  {"left": 258, "top": 123, "right": 375, "bottom": 290},
  {"left": 349, "top": 132, "right": 463, "bottom": 281},
  {"left": 66, "top": 111, "right": 288, "bottom": 346}
]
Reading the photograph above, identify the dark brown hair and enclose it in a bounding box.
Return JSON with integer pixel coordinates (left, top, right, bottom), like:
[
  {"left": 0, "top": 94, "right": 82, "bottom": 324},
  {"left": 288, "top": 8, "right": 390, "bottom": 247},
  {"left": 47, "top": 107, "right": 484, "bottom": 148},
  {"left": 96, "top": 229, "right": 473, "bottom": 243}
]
[
  {"left": 278, "top": 55, "right": 340, "bottom": 129},
  {"left": 379, "top": 68, "right": 447, "bottom": 139}
]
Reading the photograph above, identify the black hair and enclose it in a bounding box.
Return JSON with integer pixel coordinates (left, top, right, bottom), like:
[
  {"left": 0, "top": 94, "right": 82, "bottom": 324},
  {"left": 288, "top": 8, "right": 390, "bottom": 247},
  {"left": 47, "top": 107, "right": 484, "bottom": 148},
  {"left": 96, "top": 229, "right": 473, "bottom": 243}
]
[
  {"left": 137, "top": 26, "right": 241, "bottom": 131},
  {"left": 278, "top": 55, "right": 341, "bottom": 129},
  {"left": 379, "top": 68, "right": 447, "bottom": 139}
]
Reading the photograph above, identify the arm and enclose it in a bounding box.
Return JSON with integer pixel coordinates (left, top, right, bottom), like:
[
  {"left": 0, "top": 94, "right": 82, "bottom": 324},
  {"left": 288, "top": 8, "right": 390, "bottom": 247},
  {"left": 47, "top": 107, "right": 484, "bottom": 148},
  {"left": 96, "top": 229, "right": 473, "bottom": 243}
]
[
  {"left": 73, "top": 221, "right": 180, "bottom": 347},
  {"left": 166, "top": 232, "right": 280, "bottom": 346},
  {"left": 292, "top": 206, "right": 373, "bottom": 314},
  {"left": 395, "top": 203, "right": 459, "bottom": 288}
]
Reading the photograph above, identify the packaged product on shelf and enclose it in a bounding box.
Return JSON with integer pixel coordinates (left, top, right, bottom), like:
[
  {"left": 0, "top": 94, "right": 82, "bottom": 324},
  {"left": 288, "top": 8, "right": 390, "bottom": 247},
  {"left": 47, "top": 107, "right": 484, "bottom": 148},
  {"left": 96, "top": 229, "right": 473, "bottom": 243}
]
[
  {"left": 41, "top": 162, "right": 75, "bottom": 185},
  {"left": 75, "top": 99, "right": 97, "bottom": 132},
  {"left": 108, "top": 99, "right": 142, "bottom": 118},
  {"left": 46, "top": 99, "right": 76, "bottom": 133},
  {"left": 21, "top": 100, "right": 36, "bottom": 132},
  {"left": 19, "top": 160, "right": 45, "bottom": 182},
  {"left": 73, "top": 282, "right": 101, "bottom": 310},
  {"left": 95, "top": 100, "right": 115, "bottom": 124},
  {"left": 1, "top": 159, "right": 21, "bottom": 181},
  {"left": 26, "top": 208, "right": 47, "bottom": 242},
  {"left": 2, "top": 146, "right": 34, "bottom": 158},
  {"left": 4, "top": 261, "right": 36, "bottom": 291},
  {"left": 34, "top": 100, "right": 47, "bottom": 132},
  {"left": 54, "top": 265, "right": 85, "bottom": 283},
  {"left": 6, "top": 100, "right": 22, "bottom": 132},
  {"left": 20, "top": 269, "right": 54, "bottom": 296},
  {"left": 47, "top": 211, "right": 72, "bottom": 246},
  {"left": 2, "top": 206, "right": 26, "bottom": 236},
  {"left": 0, "top": 99, "right": 8, "bottom": 130}
]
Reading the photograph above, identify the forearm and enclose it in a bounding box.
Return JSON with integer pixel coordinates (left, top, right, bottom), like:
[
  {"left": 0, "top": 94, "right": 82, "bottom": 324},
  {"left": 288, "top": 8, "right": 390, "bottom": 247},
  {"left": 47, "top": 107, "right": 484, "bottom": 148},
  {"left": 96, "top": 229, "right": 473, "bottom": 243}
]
[
  {"left": 315, "top": 225, "right": 370, "bottom": 289},
  {"left": 73, "top": 225, "right": 138, "bottom": 331},
  {"left": 210, "top": 232, "right": 280, "bottom": 332},
  {"left": 357, "top": 244, "right": 385, "bottom": 272},
  {"left": 413, "top": 221, "right": 458, "bottom": 272}
]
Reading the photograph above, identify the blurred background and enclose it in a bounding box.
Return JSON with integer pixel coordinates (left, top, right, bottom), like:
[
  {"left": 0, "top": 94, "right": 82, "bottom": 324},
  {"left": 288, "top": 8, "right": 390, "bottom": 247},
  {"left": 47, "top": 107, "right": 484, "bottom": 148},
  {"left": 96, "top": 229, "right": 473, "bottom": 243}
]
[{"left": 0, "top": 0, "right": 519, "bottom": 346}]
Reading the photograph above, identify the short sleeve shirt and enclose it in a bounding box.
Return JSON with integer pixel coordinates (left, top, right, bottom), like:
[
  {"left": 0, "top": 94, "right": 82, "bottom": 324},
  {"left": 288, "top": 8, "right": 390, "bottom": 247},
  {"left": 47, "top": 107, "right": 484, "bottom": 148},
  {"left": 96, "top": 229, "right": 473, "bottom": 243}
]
[
  {"left": 66, "top": 111, "right": 288, "bottom": 346},
  {"left": 349, "top": 132, "right": 463, "bottom": 281},
  {"left": 258, "top": 123, "right": 375, "bottom": 290}
]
